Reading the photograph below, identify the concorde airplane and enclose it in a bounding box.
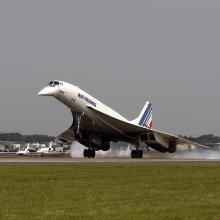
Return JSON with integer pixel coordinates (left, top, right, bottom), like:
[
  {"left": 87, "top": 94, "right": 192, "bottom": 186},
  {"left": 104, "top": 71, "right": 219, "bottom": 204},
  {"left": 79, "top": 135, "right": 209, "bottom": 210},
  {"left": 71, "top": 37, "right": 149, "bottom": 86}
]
[{"left": 38, "top": 80, "right": 203, "bottom": 158}]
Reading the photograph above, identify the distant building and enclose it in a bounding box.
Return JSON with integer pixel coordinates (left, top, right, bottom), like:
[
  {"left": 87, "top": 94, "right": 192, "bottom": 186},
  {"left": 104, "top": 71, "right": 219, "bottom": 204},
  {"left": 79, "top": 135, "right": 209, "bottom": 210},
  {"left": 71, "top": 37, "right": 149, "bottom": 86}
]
[
  {"left": 0, "top": 144, "right": 5, "bottom": 152},
  {"left": 12, "top": 144, "right": 21, "bottom": 150}
]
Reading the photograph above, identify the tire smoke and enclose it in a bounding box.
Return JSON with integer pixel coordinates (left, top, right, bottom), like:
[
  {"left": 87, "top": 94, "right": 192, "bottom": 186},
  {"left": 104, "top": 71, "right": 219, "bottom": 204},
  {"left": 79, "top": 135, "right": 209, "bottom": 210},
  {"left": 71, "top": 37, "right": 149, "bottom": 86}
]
[
  {"left": 70, "top": 142, "right": 131, "bottom": 158},
  {"left": 70, "top": 142, "right": 85, "bottom": 158},
  {"left": 70, "top": 142, "right": 220, "bottom": 159},
  {"left": 171, "top": 149, "right": 220, "bottom": 160}
]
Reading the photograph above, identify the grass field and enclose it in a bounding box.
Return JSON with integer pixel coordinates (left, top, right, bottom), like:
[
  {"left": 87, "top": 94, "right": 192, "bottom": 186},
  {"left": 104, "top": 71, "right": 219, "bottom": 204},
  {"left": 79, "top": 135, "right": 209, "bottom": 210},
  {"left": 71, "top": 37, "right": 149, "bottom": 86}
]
[{"left": 0, "top": 162, "right": 219, "bottom": 220}]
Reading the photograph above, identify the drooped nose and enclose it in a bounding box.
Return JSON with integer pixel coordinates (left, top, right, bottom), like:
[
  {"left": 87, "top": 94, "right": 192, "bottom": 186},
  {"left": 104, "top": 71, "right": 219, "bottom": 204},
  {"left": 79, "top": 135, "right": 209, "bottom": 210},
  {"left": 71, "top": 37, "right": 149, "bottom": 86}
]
[{"left": 38, "top": 86, "right": 58, "bottom": 96}]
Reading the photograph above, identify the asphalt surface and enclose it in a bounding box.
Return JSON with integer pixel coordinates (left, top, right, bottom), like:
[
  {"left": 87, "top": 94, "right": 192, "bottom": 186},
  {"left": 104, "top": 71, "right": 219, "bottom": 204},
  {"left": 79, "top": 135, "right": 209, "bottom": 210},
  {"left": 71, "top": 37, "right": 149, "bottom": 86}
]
[{"left": 0, "top": 157, "right": 220, "bottom": 163}]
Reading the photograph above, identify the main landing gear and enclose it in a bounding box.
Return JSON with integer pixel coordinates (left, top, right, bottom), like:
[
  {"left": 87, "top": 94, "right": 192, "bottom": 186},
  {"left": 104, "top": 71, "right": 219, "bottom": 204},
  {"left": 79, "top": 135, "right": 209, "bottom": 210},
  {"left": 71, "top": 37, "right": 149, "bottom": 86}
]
[
  {"left": 131, "top": 136, "right": 144, "bottom": 158},
  {"left": 84, "top": 149, "right": 96, "bottom": 158},
  {"left": 131, "top": 150, "right": 143, "bottom": 158}
]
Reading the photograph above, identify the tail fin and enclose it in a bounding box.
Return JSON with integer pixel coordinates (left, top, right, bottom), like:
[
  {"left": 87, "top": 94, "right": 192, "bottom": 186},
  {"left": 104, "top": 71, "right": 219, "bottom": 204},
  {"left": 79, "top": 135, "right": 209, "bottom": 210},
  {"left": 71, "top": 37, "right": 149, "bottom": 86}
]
[{"left": 131, "top": 101, "right": 152, "bottom": 129}]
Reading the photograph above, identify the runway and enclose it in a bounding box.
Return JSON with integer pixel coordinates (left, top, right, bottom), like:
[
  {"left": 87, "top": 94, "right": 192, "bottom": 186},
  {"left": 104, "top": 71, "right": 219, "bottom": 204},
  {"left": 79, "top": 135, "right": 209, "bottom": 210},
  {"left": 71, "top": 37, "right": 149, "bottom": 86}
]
[{"left": 0, "top": 157, "right": 220, "bottom": 163}]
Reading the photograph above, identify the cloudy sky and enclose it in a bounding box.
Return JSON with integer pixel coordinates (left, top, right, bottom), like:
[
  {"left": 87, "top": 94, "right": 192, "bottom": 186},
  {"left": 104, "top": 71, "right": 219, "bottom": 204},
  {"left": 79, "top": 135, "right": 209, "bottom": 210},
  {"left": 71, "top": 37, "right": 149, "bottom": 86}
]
[{"left": 0, "top": 0, "right": 219, "bottom": 136}]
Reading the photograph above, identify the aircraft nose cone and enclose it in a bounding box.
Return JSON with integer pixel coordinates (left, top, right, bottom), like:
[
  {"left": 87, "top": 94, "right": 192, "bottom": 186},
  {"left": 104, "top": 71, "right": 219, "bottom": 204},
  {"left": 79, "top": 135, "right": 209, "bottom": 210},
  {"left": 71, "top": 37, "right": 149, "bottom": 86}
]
[
  {"left": 38, "top": 87, "right": 57, "bottom": 96},
  {"left": 38, "top": 90, "right": 45, "bottom": 96}
]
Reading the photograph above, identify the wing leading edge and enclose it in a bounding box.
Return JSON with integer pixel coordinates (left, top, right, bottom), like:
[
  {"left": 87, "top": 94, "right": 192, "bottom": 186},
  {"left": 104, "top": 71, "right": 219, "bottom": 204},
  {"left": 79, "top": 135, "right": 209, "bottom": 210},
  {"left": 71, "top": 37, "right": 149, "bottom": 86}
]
[{"left": 87, "top": 106, "right": 204, "bottom": 152}]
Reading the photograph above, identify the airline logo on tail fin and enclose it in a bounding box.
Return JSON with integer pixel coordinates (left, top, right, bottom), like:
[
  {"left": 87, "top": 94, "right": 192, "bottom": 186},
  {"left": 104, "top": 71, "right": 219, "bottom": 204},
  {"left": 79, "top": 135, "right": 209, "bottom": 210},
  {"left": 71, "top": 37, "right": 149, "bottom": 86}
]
[{"left": 139, "top": 102, "right": 152, "bottom": 129}]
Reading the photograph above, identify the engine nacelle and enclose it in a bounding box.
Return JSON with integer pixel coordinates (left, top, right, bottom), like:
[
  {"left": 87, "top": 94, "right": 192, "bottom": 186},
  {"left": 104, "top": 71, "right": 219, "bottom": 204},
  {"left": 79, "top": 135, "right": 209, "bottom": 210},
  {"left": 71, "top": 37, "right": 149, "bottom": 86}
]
[
  {"left": 76, "top": 132, "right": 110, "bottom": 151},
  {"left": 91, "top": 136, "right": 110, "bottom": 151},
  {"left": 167, "top": 146, "right": 176, "bottom": 153},
  {"left": 167, "top": 139, "right": 177, "bottom": 153}
]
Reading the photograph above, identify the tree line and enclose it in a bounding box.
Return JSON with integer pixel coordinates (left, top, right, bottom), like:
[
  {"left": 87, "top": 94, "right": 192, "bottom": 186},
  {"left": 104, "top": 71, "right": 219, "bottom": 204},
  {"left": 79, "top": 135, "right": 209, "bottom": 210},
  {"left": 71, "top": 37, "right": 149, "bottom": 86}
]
[
  {"left": 0, "top": 132, "right": 54, "bottom": 142},
  {"left": 179, "top": 134, "right": 220, "bottom": 144}
]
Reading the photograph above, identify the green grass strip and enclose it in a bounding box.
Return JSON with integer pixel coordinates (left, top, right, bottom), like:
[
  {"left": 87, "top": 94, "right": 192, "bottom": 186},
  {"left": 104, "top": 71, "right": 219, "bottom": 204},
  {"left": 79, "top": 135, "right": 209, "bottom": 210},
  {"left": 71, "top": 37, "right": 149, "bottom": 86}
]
[{"left": 0, "top": 162, "right": 219, "bottom": 220}]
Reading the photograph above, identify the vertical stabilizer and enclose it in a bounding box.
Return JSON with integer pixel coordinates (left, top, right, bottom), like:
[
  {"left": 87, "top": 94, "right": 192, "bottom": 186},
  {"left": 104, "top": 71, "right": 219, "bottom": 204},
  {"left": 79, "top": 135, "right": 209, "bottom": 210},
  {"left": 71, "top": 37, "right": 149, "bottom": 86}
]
[{"left": 131, "top": 101, "right": 152, "bottom": 129}]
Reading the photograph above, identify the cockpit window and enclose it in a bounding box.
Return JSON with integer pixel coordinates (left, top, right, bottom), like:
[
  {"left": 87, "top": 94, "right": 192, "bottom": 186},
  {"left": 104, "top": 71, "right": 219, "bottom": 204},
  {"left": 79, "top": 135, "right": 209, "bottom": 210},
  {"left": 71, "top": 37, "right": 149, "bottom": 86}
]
[{"left": 48, "top": 81, "right": 62, "bottom": 87}]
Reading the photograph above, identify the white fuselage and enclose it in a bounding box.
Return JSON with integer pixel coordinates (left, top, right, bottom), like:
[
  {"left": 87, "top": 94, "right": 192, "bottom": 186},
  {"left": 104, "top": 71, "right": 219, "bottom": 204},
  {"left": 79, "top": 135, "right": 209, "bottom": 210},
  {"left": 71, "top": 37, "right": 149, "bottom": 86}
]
[
  {"left": 39, "top": 81, "right": 128, "bottom": 125},
  {"left": 37, "top": 147, "right": 53, "bottom": 153},
  {"left": 38, "top": 80, "right": 203, "bottom": 157}
]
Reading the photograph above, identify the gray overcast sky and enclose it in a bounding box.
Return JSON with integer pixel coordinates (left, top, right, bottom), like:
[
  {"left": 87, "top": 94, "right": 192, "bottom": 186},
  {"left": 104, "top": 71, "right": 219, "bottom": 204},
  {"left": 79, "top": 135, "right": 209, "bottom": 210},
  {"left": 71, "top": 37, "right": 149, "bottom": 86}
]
[{"left": 0, "top": 0, "right": 219, "bottom": 136}]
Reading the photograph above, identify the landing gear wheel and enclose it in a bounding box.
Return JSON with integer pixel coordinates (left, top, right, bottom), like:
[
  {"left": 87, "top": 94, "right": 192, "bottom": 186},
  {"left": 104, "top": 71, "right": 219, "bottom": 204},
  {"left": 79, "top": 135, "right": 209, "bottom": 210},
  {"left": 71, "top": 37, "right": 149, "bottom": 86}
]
[
  {"left": 91, "top": 150, "right": 95, "bottom": 158},
  {"left": 131, "top": 150, "right": 136, "bottom": 158},
  {"left": 83, "top": 149, "right": 89, "bottom": 158},
  {"left": 88, "top": 152, "right": 92, "bottom": 158},
  {"left": 139, "top": 150, "right": 143, "bottom": 158},
  {"left": 131, "top": 150, "right": 143, "bottom": 158},
  {"left": 84, "top": 149, "right": 96, "bottom": 158}
]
